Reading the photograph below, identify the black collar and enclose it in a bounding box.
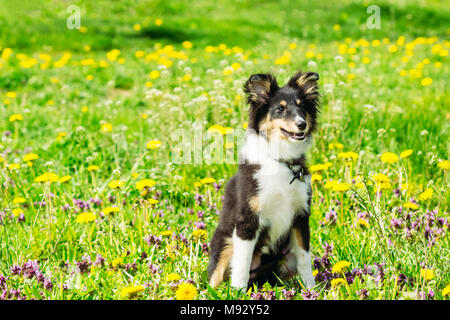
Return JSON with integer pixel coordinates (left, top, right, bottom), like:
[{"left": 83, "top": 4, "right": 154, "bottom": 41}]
[{"left": 280, "top": 159, "right": 306, "bottom": 184}]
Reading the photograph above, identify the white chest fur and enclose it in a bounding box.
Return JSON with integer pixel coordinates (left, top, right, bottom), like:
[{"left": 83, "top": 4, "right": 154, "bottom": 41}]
[
  {"left": 254, "top": 160, "right": 310, "bottom": 247},
  {"left": 240, "top": 132, "right": 312, "bottom": 249}
]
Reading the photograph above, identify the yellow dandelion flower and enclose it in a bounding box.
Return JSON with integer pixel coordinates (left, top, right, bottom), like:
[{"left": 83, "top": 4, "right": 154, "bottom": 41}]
[
  {"left": 223, "top": 66, "right": 234, "bottom": 75},
  {"left": 331, "top": 278, "right": 346, "bottom": 287},
  {"left": 8, "top": 163, "right": 21, "bottom": 170},
  {"left": 87, "top": 165, "right": 99, "bottom": 172},
  {"left": 403, "top": 202, "right": 419, "bottom": 210},
  {"left": 400, "top": 149, "right": 413, "bottom": 159},
  {"left": 231, "top": 62, "right": 241, "bottom": 71},
  {"left": 146, "top": 199, "right": 159, "bottom": 205},
  {"left": 329, "top": 143, "right": 344, "bottom": 150},
  {"left": 310, "top": 162, "right": 332, "bottom": 172},
  {"left": 333, "top": 24, "right": 341, "bottom": 31},
  {"left": 154, "top": 18, "right": 163, "bottom": 26},
  {"left": 200, "top": 177, "right": 216, "bottom": 184},
  {"left": 372, "top": 173, "right": 391, "bottom": 190},
  {"left": 12, "top": 208, "right": 23, "bottom": 217},
  {"left": 311, "top": 174, "right": 322, "bottom": 183},
  {"left": 76, "top": 212, "right": 96, "bottom": 223},
  {"left": 332, "top": 261, "right": 351, "bottom": 273},
  {"left": 338, "top": 151, "right": 358, "bottom": 161},
  {"left": 146, "top": 140, "right": 161, "bottom": 149},
  {"left": 192, "top": 229, "right": 207, "bottom": 241},
  {"left": 22, "top": 153, "right": 38, "bottom": 162},
  {"left": 275, "top": 55, "right": 290, "bottom": 65},
  {"left": 59, "top": 175, "right": 72, "bottom": 183},
  {"left": 160, "top": 230, "right": 173, "bottom": 237},
  {"left": 13, "top": 197, "right": 26, "bottom": 204},
  {"left": 112, "top": 257, "right": 123, "bottom": 268},
  {"left": 133, "top": 24, "right": 141, "bottom": 31},
  {"left": 418, "top": 188, "right": 433, "bottom": 201},
  {"left": 442, "top": 284, "right": 450, "bottom": 296},
  {"left": 149, "top": 70, "right": 160, "bottom": 79},
  {"left": 332, "top": 181, "right": 351, "bottom": 192},
  {"left": 135, "top": 50, "right": 145, "bottom": 58},
  {"left": 207, "top": 125, "right": 233, "bottom": 135},
  {"left": 167, "top": 273, "right": 181, "bottom": 282},
  {"left": 194, "top": 182, "right": 202, "bottom": 188},
  {"left": 372, "top": 173, "right": 389, "bottom": 184},
  {"left": 182, "top": 41, "right": 193, "bottom": 49},
  {"left": 437, "top": 160, "right": 450, "bottom": 170},
  {"left": 101, "top": 123, "right": 113, "bottom": 132},
  {"left": 324, "top": 179, "right": 339, "bottom": 189},
  {"left": 421, "top": 77, "right": 432, "bottom": 86},
  {"left": 388, "top": 45, "right": 398, "bottom": 53},
  {"left": 357, "top": 218, "right": 370, "bottom": 228},
  {"left": 380, "top": 152, "right": 399, "bottom": 164},
  {"left": 34, "top": 172, "right": 59, "bottom": 183},
  {"left": 420, "top": 268, "right": 434, "bottom": 281},
  {"left": 305, "top": 51, "right": 315, "bottom": 59},
  {"left": 102, "top": 207, "right": 120, "bottom": 215},
  {"left": 106, "top": 49, "right": 120, "bottom": 61},
  {"left": 108, "top": 180, "right": 124, "bottom": 189},
  {"left": 121, "top": 285, "right": 145, "bottom": 298},
  {"left": 175, "top": 282, "right": 197, "bottom": 300},
  {"left": 136, "top": 179, "right": 156, "bottom": 191},
  {"left": 9, "top": 114, "right": 23, "bottom": 122},
  {"left": 6, "top": 91, "right": 17, "bottom": 98}
]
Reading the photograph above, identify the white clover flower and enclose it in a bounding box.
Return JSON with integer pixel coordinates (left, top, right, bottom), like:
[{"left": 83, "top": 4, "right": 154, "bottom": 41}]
[{"left": 307, "top": 60, "right": 317, "bottom": 68}]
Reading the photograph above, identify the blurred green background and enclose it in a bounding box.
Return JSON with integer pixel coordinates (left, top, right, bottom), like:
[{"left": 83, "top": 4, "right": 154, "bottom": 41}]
[{"left": 1, "top": 0, "right": 448, "bottom": 51}]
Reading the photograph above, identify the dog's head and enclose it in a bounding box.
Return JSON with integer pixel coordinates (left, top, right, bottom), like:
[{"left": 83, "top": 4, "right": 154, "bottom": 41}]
[{"left": 243, "top": 70, "right": 320, "bottom": 144}]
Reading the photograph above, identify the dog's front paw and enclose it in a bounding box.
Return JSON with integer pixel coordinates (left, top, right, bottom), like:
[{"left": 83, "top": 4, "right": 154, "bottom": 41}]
[
  {"left": 230, "top": 275, "right": 249, "bottom": 290},
  {"left": 304, "top": 277, "right": 316, "bottom": 289}
]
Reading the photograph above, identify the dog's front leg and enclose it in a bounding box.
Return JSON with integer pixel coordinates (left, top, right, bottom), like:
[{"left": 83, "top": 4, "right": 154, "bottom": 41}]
[
  {"left": 230, "top": 227, "right": 258, "bottom": 289},
  {"left": 291, "top": 214, "right": 316, "bottom": 289}
]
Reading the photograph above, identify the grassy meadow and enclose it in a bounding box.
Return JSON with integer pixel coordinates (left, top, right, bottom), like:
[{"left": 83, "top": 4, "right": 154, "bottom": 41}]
[{"left": 0, "top": 0, "right": 449, "bottom": 300}]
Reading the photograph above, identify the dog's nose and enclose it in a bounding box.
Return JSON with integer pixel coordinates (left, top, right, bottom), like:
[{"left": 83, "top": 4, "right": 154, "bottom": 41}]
[{"left": 296, "top": 119, "right": 307, "bottom": 131}]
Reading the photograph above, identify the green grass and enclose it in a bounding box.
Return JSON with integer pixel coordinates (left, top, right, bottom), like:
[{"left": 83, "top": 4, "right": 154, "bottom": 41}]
[{"left": 0, "top": 0, "right": 448, "bottom": 300}]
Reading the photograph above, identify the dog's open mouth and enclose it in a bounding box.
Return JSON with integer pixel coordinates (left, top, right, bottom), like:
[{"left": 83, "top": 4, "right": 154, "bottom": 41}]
[{"left": 281, "top": 128, "right": 306, "bottom": 141}]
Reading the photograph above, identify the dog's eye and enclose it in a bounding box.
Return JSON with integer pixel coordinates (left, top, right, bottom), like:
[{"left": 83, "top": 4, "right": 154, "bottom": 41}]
[{"left": 276, "top": 106, "right": 285, "bottom": 113}]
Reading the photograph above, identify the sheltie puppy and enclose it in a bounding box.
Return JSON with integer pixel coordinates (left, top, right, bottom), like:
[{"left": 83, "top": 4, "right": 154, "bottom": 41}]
[{"left": 208, "top": 70, "right": 320, "bottom": 289}]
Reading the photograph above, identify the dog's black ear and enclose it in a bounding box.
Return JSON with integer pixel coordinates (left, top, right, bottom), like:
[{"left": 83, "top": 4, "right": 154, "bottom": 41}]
[
  {"left": 243, "top": 73, "right": 279, "bottom": 108},
  {"left": 288, "top": 71, "right": 320, "bottom": 104}
]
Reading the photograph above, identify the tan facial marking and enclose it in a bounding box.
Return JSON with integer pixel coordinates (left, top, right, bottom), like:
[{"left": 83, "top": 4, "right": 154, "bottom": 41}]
[
  {"left": 305, "top": 113, "right": 313, "bottom": 130},
  {"left": 249, "top": 196, "right": 260, "bottom": 213},
  {"left": 209, "top": 237, "right": 233, "bottom": 288},
  {"left": 259, "top": 115, "right": 299, "bottom": 141},
  {"left": 296, "top": 99, "right": 301, "bottom": 105},
  {"left": 280, "top": 100, "right": 287, "bottom": 107}
]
